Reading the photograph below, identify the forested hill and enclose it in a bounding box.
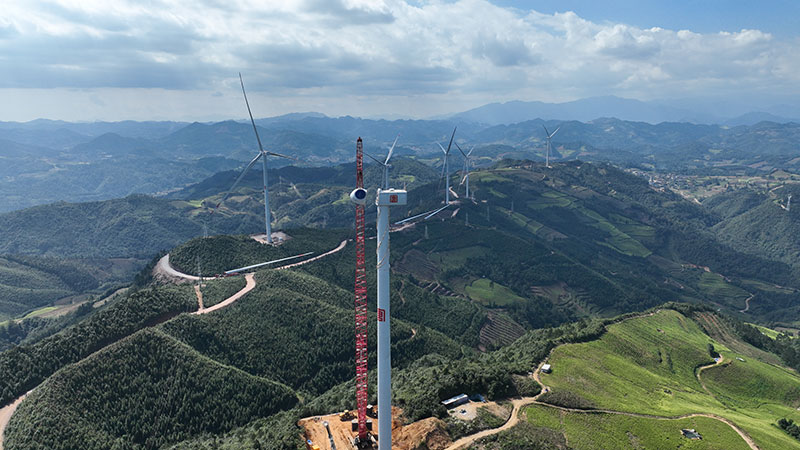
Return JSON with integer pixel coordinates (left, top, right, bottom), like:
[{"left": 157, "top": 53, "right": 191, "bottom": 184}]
[
  {"left": 387, "top": 160, "right": 800, "bottom": 324},
  {"left": 0, "top": 195, "right": 258, "bottom": 258},
  {"left": 709, "top": 184, "right": 800, "bottom": 269}
]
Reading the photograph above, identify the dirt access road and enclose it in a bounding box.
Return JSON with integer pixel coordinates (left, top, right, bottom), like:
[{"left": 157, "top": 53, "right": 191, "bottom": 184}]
[{"left": 0, "top": 394, "right": 29, "bottom": 450}]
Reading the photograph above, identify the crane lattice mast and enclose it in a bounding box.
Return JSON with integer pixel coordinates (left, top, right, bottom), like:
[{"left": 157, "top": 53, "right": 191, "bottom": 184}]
[{"left": 354, "top": 138, "right": 369, "bottom": 442}]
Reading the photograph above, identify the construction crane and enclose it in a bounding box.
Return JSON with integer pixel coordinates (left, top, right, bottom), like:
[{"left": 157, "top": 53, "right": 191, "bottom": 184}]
[{"left": 350, "top": 138, "right": 370, "bottom": 445}]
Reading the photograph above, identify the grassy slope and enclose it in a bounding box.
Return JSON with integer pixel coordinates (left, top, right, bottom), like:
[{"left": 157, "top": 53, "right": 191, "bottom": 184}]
[
  {"left": 465, "top": 278, "right": 526, "bottom": 306},
  {"left": 521, "top": 404, "right": 750, "bottom": 450},
  {"left": 539, "top": 309, "right": 800, "bottom": 449}
]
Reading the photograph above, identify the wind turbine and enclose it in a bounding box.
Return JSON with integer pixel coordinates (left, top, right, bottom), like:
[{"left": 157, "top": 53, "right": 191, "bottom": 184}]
[
  {"left": 437, "top": 127, "right": 457, "bottom": 204},
  {"left": 214, "top": 74, "right": 295, "bottom": 244},
  {"left": 455, "top": 142, "right": 474, "bottom": 200},
  {"left": 542, "top": 125, "right": 560, "bottom": 168},
  {"left": 364, "top": 134, "right": 400, "bottom": 189}
]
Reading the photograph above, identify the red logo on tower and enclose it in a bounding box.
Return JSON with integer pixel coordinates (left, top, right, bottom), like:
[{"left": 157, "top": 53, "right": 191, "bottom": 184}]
[
  {"left": 378, "top": 308, "right": 386, "bottom": 322},
  {"left": 389, "top": 194, "right": 398, "bottom": 203}
]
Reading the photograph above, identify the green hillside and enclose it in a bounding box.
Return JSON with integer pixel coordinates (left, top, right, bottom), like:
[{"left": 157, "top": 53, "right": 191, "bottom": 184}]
[
  {"left": 4, "top": 328, "right": 298, "bottom": 450},
  {"left": 385, "top": 162, "right": 800, "bottom": 328},
  {"left": 537, "top": 309, "right": 800, "bottom": 449},
  {"left": 506, "top": 405, "right": 751, "bottom": 450},
  {"left": 0, "top": 254, "right": 138, "bottom": 322},
  {"left": 0, "top": 195, "right": 258, "bottom": 258},
  {"left": 3, "top": 261, "right": 471, "bottom": 448},
  {"left": 0, "top": 284, "right": 196, "bottom": 406},
  {"left": 162, "top": 268, "right": 468, "bottom": 397},
  {"left": 712, "top": 185, "right": 800, "bottom": 269},
  {"left": 168, "top": 228, "right": 347, "bottom": 275}
]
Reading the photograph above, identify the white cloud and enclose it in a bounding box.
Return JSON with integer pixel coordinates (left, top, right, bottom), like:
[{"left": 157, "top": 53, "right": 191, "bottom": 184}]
[{"left": 0, "top": 0, "right": 797, "bottom": 121}]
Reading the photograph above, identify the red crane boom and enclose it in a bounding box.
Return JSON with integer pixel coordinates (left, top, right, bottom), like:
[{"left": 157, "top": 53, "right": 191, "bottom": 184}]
[{"left": 354, "top": 138, "right": 369, "bottom": 441}]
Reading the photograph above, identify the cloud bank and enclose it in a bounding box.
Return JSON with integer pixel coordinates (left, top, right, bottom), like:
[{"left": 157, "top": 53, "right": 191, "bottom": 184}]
[{"left": 0, "top": 0, "right": 797, "bottom": 120}]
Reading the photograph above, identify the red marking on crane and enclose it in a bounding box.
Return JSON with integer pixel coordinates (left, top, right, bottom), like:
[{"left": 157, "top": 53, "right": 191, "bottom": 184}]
[
  {"left": 390, "top": 194, "right": 398, "bottom": 203},
  {"left": 378, "top": 308, "right": 385, "bottom": 322},
  {"left": 354, "top": 137, "right": 369, "bottom": 441}
]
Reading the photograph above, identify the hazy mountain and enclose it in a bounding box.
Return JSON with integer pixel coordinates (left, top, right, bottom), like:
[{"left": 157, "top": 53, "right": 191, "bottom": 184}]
[
  {"left": 724, "top": 111, "right": 799, "bottom": 127},
  {"left": 447, "top": 95, "right": 800, "bottom": 126},
  {"left": 0, "top": 119, "right": 188, "bottom": 139},
  {"left": 448, "top": 96, "right": 695, "bottom": 125}
]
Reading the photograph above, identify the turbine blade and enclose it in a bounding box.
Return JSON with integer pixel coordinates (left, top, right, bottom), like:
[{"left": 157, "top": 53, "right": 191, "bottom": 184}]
[
  {"left": 395, "top": 209, "right": 434, "bottom": 225},
  {"left": 455, "top": 142, "right": 467, "bottom": 158},
  {"left": 468, "top": 145, "right": 475, "bottom": 156},
  {"left": 216, "top": 153, "right": 262, "bottom": 207},
  {"left": 239, "top": 73, "right": 265, "bottom": 153},
  {"left": 542, "top": 125, "right": 550, "bottom": 136},
  {"left": 224, "top": 251, "right": 314, "bottom": 275},
  {"left": 425, "top": 205, "right": 450, "bottom": 220},
  {"left": 265, "top": 151, "right": 298, "bottom": 161},
  {"left": 437, "top": 142, "right": 447, "bottom": 154},
  {"left": 385, "top": 134, "right": 400, "bottom": 165},
  {"left": 446, "top": 126, "right": 456, "bottom": 154},
  {"left": 550, "top": 126, "right": 561, "bottom": 138},
  {"left": 364, "top": 152, "right": 384, "bottom": 165}
]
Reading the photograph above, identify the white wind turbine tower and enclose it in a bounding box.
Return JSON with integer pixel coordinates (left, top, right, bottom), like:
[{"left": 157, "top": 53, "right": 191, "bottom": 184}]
[
  {"left": 456, "top": 142, "right": 474, "bottom": 200},
  {"left": 437, "top": 127, "right": 457, "bottom": 204},
  {"left": 365, "top": 134, "right": 400, "bottom": 189},
  {"left": 543, "top": 125, "right": 560, "bottom": 168},
  {"left": 788, "top": 194, "right": 792, "bottom": 212},
  {"left": 214, "top": 74, "right": 295, "bottom": 244}
]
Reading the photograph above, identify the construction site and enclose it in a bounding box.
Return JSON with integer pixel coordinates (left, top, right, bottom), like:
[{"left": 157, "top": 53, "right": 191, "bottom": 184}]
[{"left": 298, "top": 406, "right": 452, "bottom": 450}]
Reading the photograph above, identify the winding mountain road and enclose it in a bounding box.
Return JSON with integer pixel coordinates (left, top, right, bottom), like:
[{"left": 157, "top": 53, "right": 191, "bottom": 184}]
[{"left": 740, "top": 294, "right": 754, "bottom": 313}]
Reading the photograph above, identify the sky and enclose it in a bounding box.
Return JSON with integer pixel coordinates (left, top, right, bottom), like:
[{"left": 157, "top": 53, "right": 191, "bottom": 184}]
[{"left": 1, "top": 0, "right": 799, "bottom": 122}]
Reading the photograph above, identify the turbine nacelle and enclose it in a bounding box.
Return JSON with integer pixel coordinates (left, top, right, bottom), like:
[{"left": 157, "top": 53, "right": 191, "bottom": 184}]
[{"left": 350, "top": 187, "right": 368, "bottom": 205}]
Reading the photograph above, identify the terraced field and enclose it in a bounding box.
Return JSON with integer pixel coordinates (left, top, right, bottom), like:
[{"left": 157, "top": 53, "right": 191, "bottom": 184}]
[
  {"left": 478, "top": 310, "right": 526, "bottom": 350},
  {"left": 531, "top": 282, "right": 596, "bottom": 317}
]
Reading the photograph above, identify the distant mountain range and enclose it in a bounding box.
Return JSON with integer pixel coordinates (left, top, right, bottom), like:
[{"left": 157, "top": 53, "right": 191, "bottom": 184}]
[
  {"left": 2, "top": 102, "right": 800, "bottom": 212},
  {"left": 444, "top": 95, "right": 800, "bottom": 126}
]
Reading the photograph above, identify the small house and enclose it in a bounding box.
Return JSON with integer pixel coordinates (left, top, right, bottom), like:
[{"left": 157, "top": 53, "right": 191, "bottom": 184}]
[
  {"left": 541, "top": 364, "right": 552, "bottom": 374},
  {"left": 442, "top": 394, "right": 469, "bottom": 408}
]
